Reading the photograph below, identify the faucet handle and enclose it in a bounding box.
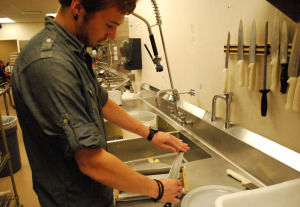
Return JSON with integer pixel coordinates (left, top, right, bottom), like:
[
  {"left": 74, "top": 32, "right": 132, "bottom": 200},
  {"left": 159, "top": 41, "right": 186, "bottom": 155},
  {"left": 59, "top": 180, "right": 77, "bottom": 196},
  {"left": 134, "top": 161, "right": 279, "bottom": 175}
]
[
  {"left": 179, "top": 89, "right": 195, "bottom": 96},
  {"left": 168, "top": 106, "right": 174, "bottom": 114}
]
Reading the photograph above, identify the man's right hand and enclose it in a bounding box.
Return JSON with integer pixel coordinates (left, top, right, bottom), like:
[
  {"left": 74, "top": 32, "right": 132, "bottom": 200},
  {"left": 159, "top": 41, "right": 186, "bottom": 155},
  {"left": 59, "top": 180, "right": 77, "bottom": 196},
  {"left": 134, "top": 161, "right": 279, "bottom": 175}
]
[{"left": 159, "top": 179, "right": 183, "bottom": 203}]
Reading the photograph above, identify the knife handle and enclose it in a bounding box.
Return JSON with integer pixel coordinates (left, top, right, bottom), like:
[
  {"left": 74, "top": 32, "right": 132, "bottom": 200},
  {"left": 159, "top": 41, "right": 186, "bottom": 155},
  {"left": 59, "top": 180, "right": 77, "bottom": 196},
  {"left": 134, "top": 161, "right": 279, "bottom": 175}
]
[
  {"left": 248, "top": 63, "right": 256, "bottom": 90},
  {"left": 238, "top": 60, "right": 245, "bottom": 86},
  {"left": 292, "top": 77, "right": 300, "bottom": 112},
  {"left": 270, "top": 58, "right": 279, "bottom": 91},
  {"left": 222, "top": 68, "right": 228, "bottom": 93},
  {"left": 164, "top": 203, "right": 172, "bottom": 207},
  {"left": 285, "top": 77, "right": 297, "bottom": 110},
  {"left": 259, "top": 89, "right": 270, "bottom": 116},
  {"left": 280, "top": 63, "right": 289, "bottom": 94}
]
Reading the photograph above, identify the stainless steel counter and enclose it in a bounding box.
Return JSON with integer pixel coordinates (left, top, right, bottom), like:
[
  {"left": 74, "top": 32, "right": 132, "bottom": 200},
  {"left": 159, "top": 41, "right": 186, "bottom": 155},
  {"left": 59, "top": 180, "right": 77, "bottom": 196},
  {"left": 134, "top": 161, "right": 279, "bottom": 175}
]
[{"left": 107, "top": 83, "right": 299, "bottom": 206}]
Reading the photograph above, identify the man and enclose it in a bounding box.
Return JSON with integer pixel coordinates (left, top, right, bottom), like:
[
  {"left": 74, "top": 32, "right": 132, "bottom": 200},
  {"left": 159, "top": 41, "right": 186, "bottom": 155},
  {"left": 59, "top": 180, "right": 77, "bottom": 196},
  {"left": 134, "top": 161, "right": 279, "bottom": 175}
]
[{"left": 11, "top": 0, "right": 189, "bottom": 206}]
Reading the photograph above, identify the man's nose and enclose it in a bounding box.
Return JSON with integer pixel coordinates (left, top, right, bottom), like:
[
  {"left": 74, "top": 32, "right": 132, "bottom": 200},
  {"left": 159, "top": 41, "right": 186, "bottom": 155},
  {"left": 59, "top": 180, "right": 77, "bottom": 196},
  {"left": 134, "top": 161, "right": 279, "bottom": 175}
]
[{"left": 107, "top": 28, "right": 117, "bottom": 40}]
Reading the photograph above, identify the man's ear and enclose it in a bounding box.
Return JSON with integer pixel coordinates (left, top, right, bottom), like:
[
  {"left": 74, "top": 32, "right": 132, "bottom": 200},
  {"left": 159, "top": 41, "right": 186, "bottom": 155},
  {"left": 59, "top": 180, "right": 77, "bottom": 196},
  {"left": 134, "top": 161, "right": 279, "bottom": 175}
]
[{"left": 70, "top": 0, "right": 84, "bottom": 19}]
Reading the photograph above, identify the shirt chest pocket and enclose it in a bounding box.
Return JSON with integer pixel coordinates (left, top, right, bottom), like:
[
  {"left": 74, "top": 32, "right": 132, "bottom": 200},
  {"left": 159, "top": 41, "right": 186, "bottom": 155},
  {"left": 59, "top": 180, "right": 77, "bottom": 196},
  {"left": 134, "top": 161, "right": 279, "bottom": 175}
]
[{"left": 85, "top": 83, "right": 101, "bottom": 123}]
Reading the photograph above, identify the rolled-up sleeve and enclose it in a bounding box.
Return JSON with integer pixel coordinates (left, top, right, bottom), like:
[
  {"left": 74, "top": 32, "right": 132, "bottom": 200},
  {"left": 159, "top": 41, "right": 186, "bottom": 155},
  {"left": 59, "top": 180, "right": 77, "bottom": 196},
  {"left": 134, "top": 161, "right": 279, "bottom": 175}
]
[{"left": 19, "top": 57, "right": 106, "bottom": 158}]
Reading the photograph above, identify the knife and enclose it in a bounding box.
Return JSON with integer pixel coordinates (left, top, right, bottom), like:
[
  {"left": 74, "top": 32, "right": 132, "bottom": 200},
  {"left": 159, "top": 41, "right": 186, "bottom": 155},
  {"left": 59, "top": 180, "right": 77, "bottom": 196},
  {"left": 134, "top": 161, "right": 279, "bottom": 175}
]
[
  {"left": 248, "top": 20, "right": 256, "bottom": 91},
  {"left": 280, "top": 18, "right": 289, "bottom": 94},
  {"left": 286, "top": 25, "right": 300, "bottom": 111},
  {"left": 237, "top": 19, "right": 245, "bottom": 86},
  {"left": 259, "top": 22, "right": 270, "bottom": 117},
  {"left": 270, "top": 12, "right": 280, "bottom": 91},
  {"left": 222, "top": 32, "right": 231, "bottom": 93},
  {"left": 226, "top": 169, "right": 258, "bottom": 190},
  {"left": 164, "top": 151, "right": 184, "bottom": 207},
  {"left": 293, "top": 61, "right": 300, "bottom": 112}
]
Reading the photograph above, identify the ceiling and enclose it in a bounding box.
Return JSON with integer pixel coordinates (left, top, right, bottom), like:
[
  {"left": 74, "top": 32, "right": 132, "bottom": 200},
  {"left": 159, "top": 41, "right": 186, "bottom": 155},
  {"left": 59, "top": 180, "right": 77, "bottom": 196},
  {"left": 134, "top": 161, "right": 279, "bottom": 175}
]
[{"left": 0, "top": 0, "right": 60, "bottom": 23}]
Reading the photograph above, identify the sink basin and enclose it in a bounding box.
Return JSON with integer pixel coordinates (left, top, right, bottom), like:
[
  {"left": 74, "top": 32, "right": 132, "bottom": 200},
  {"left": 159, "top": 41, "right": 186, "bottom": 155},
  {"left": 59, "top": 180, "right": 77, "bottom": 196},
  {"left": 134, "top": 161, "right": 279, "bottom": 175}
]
[
  {"left": 107, "top": 132, "right": 211, "bottom": 171},
  {"left": 104, "top": 115, "right": 177, "bottom": 141}
]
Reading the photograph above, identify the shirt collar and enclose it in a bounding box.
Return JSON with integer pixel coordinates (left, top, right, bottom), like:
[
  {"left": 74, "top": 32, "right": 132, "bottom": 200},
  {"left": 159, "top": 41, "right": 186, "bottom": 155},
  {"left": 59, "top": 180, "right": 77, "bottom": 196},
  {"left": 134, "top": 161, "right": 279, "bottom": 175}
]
[{"left": 44, "top": 16, "right": 86, "bottom": 57}]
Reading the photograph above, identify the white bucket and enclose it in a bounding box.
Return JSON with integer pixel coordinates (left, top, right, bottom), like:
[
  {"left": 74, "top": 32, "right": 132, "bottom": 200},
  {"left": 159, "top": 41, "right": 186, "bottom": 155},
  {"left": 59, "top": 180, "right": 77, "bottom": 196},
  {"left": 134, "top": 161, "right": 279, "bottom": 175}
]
[{"left": 121, "top": 111, "right": 157, "bottom": 139}]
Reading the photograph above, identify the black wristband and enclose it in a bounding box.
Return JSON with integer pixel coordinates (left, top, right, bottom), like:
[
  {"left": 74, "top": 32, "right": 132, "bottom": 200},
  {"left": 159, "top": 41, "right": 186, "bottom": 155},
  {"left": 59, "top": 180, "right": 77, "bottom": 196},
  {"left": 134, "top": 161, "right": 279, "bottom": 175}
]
[
  {"left": 152, "top": 179, "right": 164, "bottom": 202},
  {"left": 147, "top": 127, "right": 159, "bottom": 141}
]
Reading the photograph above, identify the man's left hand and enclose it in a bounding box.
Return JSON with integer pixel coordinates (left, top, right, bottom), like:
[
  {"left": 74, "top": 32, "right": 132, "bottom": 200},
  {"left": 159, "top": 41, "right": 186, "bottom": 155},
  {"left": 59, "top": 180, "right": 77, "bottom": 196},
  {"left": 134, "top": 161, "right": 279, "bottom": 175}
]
[{"left": 151, "top": 132, "right": 190, "bottom": 152}]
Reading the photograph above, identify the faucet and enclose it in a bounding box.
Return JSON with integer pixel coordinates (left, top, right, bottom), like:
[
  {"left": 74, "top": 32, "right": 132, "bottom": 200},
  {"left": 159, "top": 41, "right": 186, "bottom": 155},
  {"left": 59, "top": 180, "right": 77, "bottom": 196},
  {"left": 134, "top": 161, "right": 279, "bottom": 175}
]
[
  {"left": 156, "top": 89, "right": 180, "bottom": 116},
  {"left": 211, "top": 93, "right": 233, "bottom": 129},
  {"left": 156, "top": 89, "right": 194, "bottom": 126}
]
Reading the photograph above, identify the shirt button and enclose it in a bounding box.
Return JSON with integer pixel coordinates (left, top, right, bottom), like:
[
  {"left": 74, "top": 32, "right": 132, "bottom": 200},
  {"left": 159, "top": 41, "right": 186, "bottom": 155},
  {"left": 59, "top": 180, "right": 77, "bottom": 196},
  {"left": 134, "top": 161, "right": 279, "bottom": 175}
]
[
  {"left": 46, "top": 38, "right": 52, "bottom": 43},
  {"left": 63, "top": 119, "right": 68, "bottom": 124}
]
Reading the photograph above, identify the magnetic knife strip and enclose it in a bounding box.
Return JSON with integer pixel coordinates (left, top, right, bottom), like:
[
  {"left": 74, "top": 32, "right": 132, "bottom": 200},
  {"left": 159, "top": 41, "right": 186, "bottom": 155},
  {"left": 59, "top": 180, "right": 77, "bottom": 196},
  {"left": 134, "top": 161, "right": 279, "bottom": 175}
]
[{"left": 224, "top": 44, "right": 292, "bottom": 56}]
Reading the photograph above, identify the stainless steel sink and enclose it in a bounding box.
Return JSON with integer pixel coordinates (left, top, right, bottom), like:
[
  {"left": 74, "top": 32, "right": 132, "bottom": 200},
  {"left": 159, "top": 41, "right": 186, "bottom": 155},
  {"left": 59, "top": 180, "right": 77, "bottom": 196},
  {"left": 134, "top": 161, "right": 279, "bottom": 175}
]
[
  {"left": 107, "top": 132, "right": 211, "bottom": 171},
  {"left": 104, "top": 115, "right": 177, "bottom": 141}
]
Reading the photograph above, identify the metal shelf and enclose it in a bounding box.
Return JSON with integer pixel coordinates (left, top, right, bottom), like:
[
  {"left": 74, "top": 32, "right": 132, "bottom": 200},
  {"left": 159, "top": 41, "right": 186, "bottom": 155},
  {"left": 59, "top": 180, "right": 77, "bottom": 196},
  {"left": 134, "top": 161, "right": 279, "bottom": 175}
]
[
  {"left": 0, "top": 153, "right": 9, "bottom": 172},
  {"left": 0, "top": 105, "right": 22, "bottom": 207}
]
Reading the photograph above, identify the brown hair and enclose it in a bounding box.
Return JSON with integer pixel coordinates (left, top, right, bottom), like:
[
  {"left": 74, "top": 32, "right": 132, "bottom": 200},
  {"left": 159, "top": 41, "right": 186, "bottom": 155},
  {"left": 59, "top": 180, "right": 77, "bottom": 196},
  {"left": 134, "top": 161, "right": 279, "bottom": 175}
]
[{"left": 58, "top": 0, "right": 138, "bottom": 15}]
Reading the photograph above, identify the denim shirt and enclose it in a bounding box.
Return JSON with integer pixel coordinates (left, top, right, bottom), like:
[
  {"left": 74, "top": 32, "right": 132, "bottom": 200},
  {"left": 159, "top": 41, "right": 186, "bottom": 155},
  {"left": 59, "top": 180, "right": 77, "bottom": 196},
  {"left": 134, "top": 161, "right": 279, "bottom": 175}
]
[{"left": 12, "top": 17, "right": 113, "bottom": 207}]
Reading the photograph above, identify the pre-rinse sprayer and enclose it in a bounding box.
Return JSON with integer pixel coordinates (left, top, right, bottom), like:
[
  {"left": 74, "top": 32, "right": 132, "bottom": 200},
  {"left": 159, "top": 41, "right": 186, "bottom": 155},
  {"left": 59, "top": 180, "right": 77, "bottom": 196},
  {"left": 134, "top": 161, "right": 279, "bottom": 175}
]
[{"left": 132, "top": 0, "right": 175, "bottom": 89}]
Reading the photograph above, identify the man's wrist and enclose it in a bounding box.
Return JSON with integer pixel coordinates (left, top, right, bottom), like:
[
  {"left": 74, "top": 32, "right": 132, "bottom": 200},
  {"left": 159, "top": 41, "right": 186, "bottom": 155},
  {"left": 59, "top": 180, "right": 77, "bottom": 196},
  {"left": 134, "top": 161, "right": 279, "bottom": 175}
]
[{"left": 147, "top": 127, "right": 159, "bottom": 141}]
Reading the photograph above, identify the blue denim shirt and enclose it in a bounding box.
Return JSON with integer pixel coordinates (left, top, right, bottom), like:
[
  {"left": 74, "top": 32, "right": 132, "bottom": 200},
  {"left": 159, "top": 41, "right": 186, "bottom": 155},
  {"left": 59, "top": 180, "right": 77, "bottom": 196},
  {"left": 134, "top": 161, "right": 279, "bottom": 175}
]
[{"left": 12, "top": 17, "right": 113, "bottom": 207}]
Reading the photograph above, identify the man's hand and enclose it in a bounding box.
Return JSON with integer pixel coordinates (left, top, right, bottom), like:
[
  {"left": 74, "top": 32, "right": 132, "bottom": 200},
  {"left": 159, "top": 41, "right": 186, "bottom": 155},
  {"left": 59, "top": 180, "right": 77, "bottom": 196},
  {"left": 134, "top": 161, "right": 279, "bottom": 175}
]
[
  {"left": 159, "top": 179, "right": 183, "bottom": 203},
  {"left": 151, "top": 132, "right": 190, "bottom": 152}
]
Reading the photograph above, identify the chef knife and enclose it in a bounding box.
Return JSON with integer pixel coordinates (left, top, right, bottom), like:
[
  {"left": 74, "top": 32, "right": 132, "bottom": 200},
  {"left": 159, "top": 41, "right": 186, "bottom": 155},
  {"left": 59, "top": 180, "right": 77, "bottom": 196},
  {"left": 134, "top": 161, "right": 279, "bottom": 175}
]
[
  {"left": 270, "top": 12, "right": 280, "bottom": 91},
  {"left": 280, "top": 18, "right": 289, "bottom": 94},
  {"left": 259, "top": 22, "right": 270, "bottom": 117},
  {"left": 164, "top": 151, "right": 184, "bottom": 207},
  {"left": 286, "top": 25, "right": 300, "bottom": 110},
  {"left": 237, "top": 19, "right": 245, "bottom": 86},
  {"left": 222, "top": 32, "right": 231, "bottom": 93},
  {"left": 248, "top": 20, "right": 256, "bottom": 91}
]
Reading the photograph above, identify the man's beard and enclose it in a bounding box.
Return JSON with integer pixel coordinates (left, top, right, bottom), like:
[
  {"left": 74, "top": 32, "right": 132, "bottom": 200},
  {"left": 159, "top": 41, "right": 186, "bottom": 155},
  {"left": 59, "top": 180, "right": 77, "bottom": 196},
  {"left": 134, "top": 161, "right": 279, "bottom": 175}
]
[{"left": 77, "top": 22, "right": 91, "bottom": 47}]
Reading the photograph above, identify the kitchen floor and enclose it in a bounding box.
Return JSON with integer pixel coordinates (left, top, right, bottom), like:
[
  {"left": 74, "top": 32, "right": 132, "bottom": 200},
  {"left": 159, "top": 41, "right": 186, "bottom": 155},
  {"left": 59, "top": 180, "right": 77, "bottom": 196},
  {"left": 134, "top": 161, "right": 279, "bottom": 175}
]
[{"left": 0, "top": 92, "right": 40, "bottom": 207}]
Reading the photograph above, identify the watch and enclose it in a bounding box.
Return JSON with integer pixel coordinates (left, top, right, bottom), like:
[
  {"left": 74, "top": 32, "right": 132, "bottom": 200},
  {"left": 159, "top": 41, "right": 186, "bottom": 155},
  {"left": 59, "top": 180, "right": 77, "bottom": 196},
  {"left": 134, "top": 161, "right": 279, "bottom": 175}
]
[{"left": 147, "top": 127, "right": 159, "bottom": 141}]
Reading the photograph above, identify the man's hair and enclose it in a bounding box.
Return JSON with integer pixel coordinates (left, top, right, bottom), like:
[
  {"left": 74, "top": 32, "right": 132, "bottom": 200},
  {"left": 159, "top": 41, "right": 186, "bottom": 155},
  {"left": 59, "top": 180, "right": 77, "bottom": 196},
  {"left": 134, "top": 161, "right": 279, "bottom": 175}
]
[{"left": 58, "top": 0, "right": 138, "bottom": 15}]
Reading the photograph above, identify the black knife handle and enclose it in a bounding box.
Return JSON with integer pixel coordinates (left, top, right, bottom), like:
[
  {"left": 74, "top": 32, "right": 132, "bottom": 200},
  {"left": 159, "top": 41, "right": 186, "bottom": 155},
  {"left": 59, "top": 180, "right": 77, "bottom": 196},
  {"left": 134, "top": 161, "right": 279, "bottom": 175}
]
[
  {"left": 149, "top": 34, "right": 158, "bottom": 56},
  {"left": 280, "top": 63, "right": 289, "bottom": 94},
  {"left": 164, "top": 203, "right": 171, "bottom": 207},
  {"left": 259, "top": 89, "right": 270, "bottom": 116}
]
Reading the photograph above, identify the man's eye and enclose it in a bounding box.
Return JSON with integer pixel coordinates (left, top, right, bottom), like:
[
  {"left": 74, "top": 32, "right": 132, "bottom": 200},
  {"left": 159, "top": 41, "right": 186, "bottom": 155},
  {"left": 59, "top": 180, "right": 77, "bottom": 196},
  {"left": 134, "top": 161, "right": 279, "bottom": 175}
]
[{"left": 106, "top": 24, "right": 113, "bottom": 28}]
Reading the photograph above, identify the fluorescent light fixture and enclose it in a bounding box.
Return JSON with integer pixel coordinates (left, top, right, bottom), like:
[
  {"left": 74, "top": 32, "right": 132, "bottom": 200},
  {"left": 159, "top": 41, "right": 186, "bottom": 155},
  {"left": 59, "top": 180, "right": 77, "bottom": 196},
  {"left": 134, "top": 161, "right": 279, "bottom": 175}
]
[
  {"left": 46, "top": 13, "right": 57, "bottom": 17},
  {"left": 0, "top": 18, "right": 15, "bottom": 23}
]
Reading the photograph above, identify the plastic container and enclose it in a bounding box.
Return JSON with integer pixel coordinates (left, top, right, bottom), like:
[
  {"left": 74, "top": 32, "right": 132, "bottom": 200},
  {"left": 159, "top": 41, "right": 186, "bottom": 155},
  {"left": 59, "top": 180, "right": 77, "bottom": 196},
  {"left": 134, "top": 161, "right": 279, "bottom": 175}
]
[
  {"left": 215, "top": 178, "right": 300, "bottom": 207},
  {"left": 121, "top": 111, "right": 157, "bottom": 139},
  {"left": 0, "top": 116, "right": 21, "bottom": 177}
]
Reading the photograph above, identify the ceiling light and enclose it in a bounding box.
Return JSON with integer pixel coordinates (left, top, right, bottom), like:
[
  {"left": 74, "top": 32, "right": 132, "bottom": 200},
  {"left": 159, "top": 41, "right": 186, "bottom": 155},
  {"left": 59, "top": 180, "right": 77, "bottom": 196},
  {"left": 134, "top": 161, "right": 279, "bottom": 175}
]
[
  {"left": 0, "top": 18, "right": 15, "bottom": 23},
  {"left": 46, "top": 13, "right": 57, "bottom": 17}
]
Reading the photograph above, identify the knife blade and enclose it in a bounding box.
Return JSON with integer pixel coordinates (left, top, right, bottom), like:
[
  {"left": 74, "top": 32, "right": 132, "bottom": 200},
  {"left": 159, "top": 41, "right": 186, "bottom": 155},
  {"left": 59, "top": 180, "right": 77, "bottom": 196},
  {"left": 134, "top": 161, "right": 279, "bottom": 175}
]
[
  {"left": 286, "top": 26, "right": 300, "bottom": 111},
  {"left": 259, "top": 22, "right": 270, "bottom": 117},
  {"left": 164, "top": 151, "right": 184, "bottom": 207},
  {"left": 248, "top": 20, "right": 256, "bottom": 91},
  {"left": 270, "top": 12, "right": 280, "bottom": 91},
  {"left": 222, "top": 32, "right": 231, "bottom": 93},
  {"left": 280, "top": 18, "right": 289, "bottom": 94},
  {"left": 237, "top": 19, "right": 245, "bottom": 86}
]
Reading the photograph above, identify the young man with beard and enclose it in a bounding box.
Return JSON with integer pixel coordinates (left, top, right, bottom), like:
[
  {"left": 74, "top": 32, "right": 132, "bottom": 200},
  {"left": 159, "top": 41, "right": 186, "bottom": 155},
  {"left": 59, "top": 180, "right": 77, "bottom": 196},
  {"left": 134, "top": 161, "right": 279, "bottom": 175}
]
[{"left": 12, "top": 0, "right": 189, "bottom": 206}]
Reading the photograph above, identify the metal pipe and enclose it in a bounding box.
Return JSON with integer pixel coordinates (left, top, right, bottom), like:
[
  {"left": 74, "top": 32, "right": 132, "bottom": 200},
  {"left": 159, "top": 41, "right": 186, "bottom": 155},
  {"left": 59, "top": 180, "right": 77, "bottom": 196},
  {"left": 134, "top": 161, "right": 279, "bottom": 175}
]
[
  {"left": 132, "top": 12, "right": 153, "bottom": 35},
  {"left": 150, "top": 0, "right": 175, "bottom": 89},
  {"left": 211, "top": 93, "right": 232, "bottom": 129}
]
